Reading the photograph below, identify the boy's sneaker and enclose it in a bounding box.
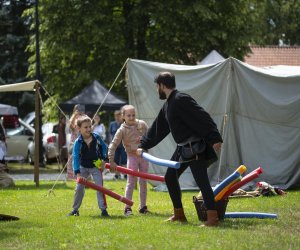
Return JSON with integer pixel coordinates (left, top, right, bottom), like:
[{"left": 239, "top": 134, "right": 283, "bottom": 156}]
[
  {"left": 139, "top": 206, "right": 149, "bottom": 214},
  {"left": 68, "top": 210, "right": 79, "bottom": 216},
  {"left": 124, "top": 207, "right": 133, "bottom": 216},
  {"left": 101, "top": 209, "right": 110, "bottom": 217}
]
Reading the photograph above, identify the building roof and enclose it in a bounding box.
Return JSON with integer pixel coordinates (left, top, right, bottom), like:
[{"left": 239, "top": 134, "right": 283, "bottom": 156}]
[{"left": 244, "top": 46, "right": 300, "bottom": 67}]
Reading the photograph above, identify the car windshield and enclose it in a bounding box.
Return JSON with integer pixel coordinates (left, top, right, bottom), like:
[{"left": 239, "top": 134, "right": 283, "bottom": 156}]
[
  {"left": 23, "top": 112, "right": 35, "bottom": 127},
  {"left": 6, "top": 119, "right": 35, "bottom": 136}
]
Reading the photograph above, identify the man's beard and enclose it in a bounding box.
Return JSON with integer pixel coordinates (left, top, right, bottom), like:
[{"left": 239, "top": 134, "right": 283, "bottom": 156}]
[{"left": 158, "top": 89, "right": 166, "bottom": 100}]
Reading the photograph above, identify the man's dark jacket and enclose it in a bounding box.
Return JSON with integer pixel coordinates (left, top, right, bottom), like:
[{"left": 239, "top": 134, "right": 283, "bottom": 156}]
[{"left": 139, "top": 90, "right": 223, "bottom": 162}]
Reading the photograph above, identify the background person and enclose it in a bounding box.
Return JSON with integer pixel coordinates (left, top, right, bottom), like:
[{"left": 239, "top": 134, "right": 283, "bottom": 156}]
[
  {"left": 58, "top": 115, "right": 68, "bottom": 168},
  {"left": 0, "top": 144, "right": 14, "bottom": 188},
  {"left": 66, "top": 104, "right": 85, "bottom": 179},
  {"left": 92, "top": 114, "right": 106, "bottom": 141},
  {"left": 108, "top": 110, "right": 127, "bottom": 179},
  {"left": 137, "top": 71, "right": 222, "bottom": 226}
]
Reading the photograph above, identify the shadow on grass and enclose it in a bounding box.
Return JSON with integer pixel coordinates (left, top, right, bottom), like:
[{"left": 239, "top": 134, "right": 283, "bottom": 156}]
[
  {"left": 5, "top": 182, "right": 72, "bottom": 190},
  {"left": 220, "top": 218, "right": 278, "bottom": 229},
  {"left": 0, "top": 220, "right": 46, "bottom": 241},
  {"left": 146, "top": 211, "right": 174, "bottom": 218},
  {"left": 183, "top": 217, "right": 278, "bottom": 228},
  {"left": 90, "top": 214, "right": 129, "bottom": 220}
]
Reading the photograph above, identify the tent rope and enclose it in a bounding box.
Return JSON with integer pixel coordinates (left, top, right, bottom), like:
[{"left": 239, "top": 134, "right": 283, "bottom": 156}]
[
  {"left": 46, "top": 158, "right": 70, "bottom": 196},
  {"left": 46, "top": 58, "right": 129, "bottom": 195},
  {"left": 31, "top": 87, "right": 68, "bottom": 196},
  {"left": 40, "top": 84, "right": 68, "bottom": 119},
  {"left": 92, "top": 58, "right": 129, "bottom": 120}
]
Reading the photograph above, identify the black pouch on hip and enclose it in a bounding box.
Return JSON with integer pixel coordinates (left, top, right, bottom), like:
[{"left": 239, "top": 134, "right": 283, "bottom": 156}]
[{"left": 179, "top": 139, "right": 206, "bottom": 160}]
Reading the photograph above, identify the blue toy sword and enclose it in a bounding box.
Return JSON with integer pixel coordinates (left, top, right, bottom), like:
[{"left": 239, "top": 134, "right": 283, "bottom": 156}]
[{"left": 142, "top": 152, "right": 180, "bottom": 169}]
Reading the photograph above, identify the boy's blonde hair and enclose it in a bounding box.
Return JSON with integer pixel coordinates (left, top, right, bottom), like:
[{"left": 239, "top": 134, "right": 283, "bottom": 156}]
[{"left": 76, "top": 115, "right": 92, "bottom": 127}]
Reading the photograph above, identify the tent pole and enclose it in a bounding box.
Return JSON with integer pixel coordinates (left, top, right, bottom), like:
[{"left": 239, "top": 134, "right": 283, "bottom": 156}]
[{"left": 34, "top": 81, "right": 40, "bottom": 187}]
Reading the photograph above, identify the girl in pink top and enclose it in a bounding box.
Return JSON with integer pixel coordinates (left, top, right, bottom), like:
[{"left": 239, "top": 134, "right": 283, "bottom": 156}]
[{"left": 108, "top": 105, "right": 149, "bottom": 216}]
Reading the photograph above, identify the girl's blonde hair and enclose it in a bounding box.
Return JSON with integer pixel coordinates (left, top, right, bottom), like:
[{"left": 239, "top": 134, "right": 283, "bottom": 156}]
[{"left": 121, "top": 104, "right": 135, "bottom": 116}]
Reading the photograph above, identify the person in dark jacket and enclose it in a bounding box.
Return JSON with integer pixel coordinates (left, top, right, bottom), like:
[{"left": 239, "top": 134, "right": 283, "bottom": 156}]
[{"left": 136, "top": 71, "right": 223, "bottom": 226}]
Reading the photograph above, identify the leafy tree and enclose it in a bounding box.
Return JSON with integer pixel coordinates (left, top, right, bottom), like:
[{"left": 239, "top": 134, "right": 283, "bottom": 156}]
[
  {"left": 24, "top": 0, "right": 299, "bottom": 114},
  {"left": 27, "top": 1, "right": 258, "bottom": 98},
  {"left": 0, "top": 0, "right": 33, "bottom": 116},
  {"left": 2, "top": 0, "right": 299, "bottom": 120},
  {"left": 145, "top": 0, "right": 264, "bottom": 63},
  {"left": 254, "top": 0, "right": 300, "bottom": 45},
  {"left": 26, "top": 0, "right": 125, "bottom": 100}
]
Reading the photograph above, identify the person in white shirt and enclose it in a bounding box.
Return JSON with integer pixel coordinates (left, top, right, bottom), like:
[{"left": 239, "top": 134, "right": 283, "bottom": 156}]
[{"left": 92, "top": 114, "right": 106, "bottom": 141}]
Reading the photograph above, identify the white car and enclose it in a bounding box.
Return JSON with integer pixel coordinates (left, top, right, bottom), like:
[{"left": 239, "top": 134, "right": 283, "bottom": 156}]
[
  {"left": 0, "top": 122, "right": 7, "bottom": 161},
  {"left": 22, "top": 111, "right": 35, "bottom": 128},
  {"left": 27, "top": 122, "right": 59, "bottom": 164},
  {"left": 5, "top": 119, "right": 35, "bottom": 161}
]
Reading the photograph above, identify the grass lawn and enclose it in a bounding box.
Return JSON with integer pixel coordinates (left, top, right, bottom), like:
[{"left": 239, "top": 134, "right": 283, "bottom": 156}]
[{"left": 0, "top": 178, "right": 300, "bottom": 250}]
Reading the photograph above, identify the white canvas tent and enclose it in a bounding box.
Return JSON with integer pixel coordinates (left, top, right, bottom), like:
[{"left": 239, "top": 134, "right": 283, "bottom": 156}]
[
  {"left": 197, "top": 50, "right": 225, "bottom": 65},
  {"left": 126, "top": 57, "right": 300, "bottom": 190}
]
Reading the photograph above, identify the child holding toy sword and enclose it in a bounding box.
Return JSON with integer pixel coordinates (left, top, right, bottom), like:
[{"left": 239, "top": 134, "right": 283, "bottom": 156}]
[
  {"left": 68, "top": 115, "right": 109, "bottom": 217},
  {"left": 108, "top": 105, "right": 149, "bottom": 216}
]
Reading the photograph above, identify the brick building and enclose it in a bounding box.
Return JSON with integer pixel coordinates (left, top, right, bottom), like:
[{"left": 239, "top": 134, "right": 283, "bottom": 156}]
[{"left": 244, "top": 46, "right": 300, "bottom": 67}]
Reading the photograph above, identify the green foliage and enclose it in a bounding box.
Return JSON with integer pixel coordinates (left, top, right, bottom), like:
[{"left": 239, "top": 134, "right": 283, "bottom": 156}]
[
  {"left": 25, "top": 0, "right": 267, "bottom": 104},
  {"left": 26, "top": 0, "right": 126, "bottom": 103},
  {"left": 255, "top": 0, "right": 300, "bottom": 45},
  {"left": 0, "top": 0, "right": 30, "bottom": 85},
  {"left": 147, "top": 0, "right": 261, "bottom": 62},
  {"left": 41, "top": 93, "right": 59, "bottom": 122},
  {"left": 2, "top": 0, "right": 300, "bottom": 120},
  {"left": 0, "top": 0, "right": 32, "bottom": 111},
  {"left": 0, "top": 180, "right": 300, "bottom": 249}
]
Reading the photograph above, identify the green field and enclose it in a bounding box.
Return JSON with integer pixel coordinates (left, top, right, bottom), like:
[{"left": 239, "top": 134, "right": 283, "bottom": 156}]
[{"left": 1, "top": 177, "right": 299, "bottom": 250}]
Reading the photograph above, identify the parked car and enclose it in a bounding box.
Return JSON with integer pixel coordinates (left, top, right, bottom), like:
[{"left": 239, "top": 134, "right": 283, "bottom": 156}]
[
  {"left": 0, "top": 122, "right": 7, "bottom": 161},
  {"left": 22, "top": 111, "right": 35, "bottom": 129},
  {"left": 5, "top": 119, "right": 35, "bottom": 161},
  {"left": 0, "top": 104, "right": 20, "bottom": 130},
  {"left": 27, "top": 122, "right": 59, "bottom": 164}
]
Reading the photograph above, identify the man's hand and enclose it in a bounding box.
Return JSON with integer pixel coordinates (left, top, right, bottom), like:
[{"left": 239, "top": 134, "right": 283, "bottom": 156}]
[
  {"left": 213, "top": 142, "right": 222, "bottom": 152},
  {"left": 109, "top": 161, "right": 117, "bottom": 173}
]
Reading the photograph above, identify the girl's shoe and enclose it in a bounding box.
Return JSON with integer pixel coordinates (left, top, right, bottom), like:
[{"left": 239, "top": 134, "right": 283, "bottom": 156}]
[{"left": 139, "top": 206, "right": 149, "bottom": 214}]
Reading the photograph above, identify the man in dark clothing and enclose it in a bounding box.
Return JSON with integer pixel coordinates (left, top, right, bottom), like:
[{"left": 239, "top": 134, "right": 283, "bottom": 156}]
[{"left": 137, "top": 71, "right": 222, "bottom": 226}]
